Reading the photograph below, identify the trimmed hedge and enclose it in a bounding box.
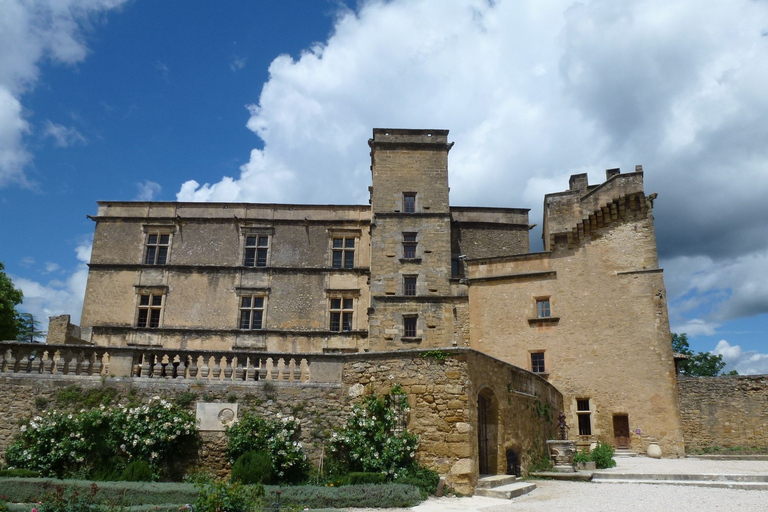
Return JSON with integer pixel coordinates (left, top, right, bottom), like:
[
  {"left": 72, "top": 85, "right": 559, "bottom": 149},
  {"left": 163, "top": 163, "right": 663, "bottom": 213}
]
[
  {"left": 263, "top": 483, "right": 422, "bottom": 509},
  {"left": 0, "top": 478, "right": 197, "bottom": 505}
]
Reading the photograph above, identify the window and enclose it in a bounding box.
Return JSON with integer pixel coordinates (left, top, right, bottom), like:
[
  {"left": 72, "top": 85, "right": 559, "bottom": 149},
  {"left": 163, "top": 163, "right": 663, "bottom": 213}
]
[
  {"left": 403, "top": 233, "right": 417, "bottom": 259},
  {"left": 537, "top": 299, "right": 551, "bottom": 318},
  {"left": 451, "top": 259, "right": 461, "bottom": 277},
  {"left": 531, "top": 352, "right": 546, "bottom": 373},
  {"left": 577, "top": 399, "right": 592, "bottom": 436},
  {"left": 332, "top": 236, "right": 355, "bottom": 269},
  {"left": 137, "top": 292, "right": 163, "bottom": 328},
  {"left": 244, "top": 235, "right": 270, "bottom": 267},
  {"left": 239, "top": 295, "right": 265, "bottom": 330},
  {"left": 403, "top": 315, "right": 418, "bottom": 337},
  {"left": 330, "top": 297, "right": 354, "bottom": 332},
  {"left": 403, "top": 275, "right": 417, "bottom": 296},
  {"left": 403, "top": 193, "right": 416, "bottom": 213},
  {"left": 144, "top": 233, "right": 170, "bottom": 265}
]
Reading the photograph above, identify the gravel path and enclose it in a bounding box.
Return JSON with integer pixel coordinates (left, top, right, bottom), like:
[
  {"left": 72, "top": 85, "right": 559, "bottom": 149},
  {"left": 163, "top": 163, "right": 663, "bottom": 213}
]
[{"left": 347, "top": 457, "right": 768, "bottom": 512}]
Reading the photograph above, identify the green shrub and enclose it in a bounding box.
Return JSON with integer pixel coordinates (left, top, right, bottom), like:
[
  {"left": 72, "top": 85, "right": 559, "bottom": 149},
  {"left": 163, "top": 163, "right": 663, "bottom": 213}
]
[
  {"left": 573, "top": 450, "right": 590, "bottom": 463},
  {"left": 226, "top": 412, "right": 309, "bottom": 484},
  {"left": 345, "top": 472, "right": 387, "bottom": 485},
  {"left": 393, "top": 464, "right": 440, "bottom": 496},
  {"left": 0, "top": 468, "right": 40, "bottom": 478},
  {"left": 0, "top": 478, "right": 197, "bottom": 505},
  {"left": 230, "top": 451, "right": 274, "bottom": 485},
  {"left": 0, "top": 494, "right": 9, "bottom": 512},
  {"left": 264, "top": 483, "right": 422, "bottom": 509},
  {"left": 590, "top": 442, "right": 616, "bottom": 469},
  {"left": 194, "top": 478, "right": 265, "bottom": 512},
  {"left": 120, "top": 460, "right": 154, "bottom": 482}
]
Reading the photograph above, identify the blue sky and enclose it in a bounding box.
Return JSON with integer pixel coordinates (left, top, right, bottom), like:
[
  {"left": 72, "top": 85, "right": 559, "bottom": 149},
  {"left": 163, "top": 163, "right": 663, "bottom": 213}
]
[{"left": 1, "top": 0, "right": 767, "bottom": 373}]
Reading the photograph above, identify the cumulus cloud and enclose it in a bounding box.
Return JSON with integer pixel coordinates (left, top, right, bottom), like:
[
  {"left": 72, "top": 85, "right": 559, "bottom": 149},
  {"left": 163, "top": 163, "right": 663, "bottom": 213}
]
[
  {"left": 177, "top": 0, "right": 768, "bottom": 340},
  {"left": 715, "top": 340, "right": 768, "bottom": 375},
  {"left": 43, "top": 120, "right": 87, "bottom": 147},
  {"left": 14, "top": 238, "right": 92, "bottom": 329},
  {"left": 135, "top": 180, "right": 162, "bottom": 201},
  {"left": 0, "top": 0, "right": 127, "bottom": 187}
]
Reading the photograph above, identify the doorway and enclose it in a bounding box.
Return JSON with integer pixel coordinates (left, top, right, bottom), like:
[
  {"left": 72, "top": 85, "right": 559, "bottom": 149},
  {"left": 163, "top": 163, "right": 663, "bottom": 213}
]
[
  {"left": 477, "top": 388, "right": 498, "bottom": 475},
  {"left": 613, "top": 414, "right": 630, "bottom": 448}
]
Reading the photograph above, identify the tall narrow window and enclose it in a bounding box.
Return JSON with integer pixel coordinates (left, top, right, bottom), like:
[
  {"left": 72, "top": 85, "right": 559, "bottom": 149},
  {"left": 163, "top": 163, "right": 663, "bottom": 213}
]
[
  {"left": 244, "top": 235, "right": 270, "bottom": 267},
  {"left": 239, "top": 296, "right": 265, "bottom": 330},
  {"left": 403, "top": 315, "right": 418, "bottom": 338},
  {"left": 330, "top": 297, "right": 354, "bottom": 332},
  {"left": 332, "top": 237, "right": 356, "bottom": 269},
  {"left": 144, "top": 233, "right": 170, "bottom": 265},
  {"left": 137, "top": 292, "right": 163, "bottom": 328},
  {"left": 577, "top": 399, "right": 592, "bottom": 436},
  {"left": 531, "top": 351, "right": 546, "bottom": 373},
  {"left": 403, "top": 193, "right": 416, "bottom": 213},
  {"left": 537, "top": 299, "right": 551, "bottom": 318},
  {"left": 403, "top": 275, "right": 417, "bottom": 296},
  {"left": 403, "top": 233, "right": 417, "bottom": 259}
]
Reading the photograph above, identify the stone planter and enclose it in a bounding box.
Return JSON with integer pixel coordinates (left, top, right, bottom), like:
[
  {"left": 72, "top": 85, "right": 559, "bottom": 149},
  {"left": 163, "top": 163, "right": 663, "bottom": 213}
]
[
  {"left": 574, "top": 461, "right": 596, "bottom": 471},
  {"left": 547, "top": 439, "right": 576, "bottom": 473}
]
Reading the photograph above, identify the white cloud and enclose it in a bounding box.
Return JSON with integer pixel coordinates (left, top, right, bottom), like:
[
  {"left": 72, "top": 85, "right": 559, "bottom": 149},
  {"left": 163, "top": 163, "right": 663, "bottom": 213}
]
[
  {"left": 0, "top": 0, "right": 127, "bottom": 187},
  {"left": 135, "top": 180, "right": 162, "bottom": 201},
  {"left": 43, "top": 120, "right": 87, "bottom": 147},
  {"left": 714, "top": 340, "right": 768, "bottom": 375},
  {"left": 230, "top": 56, "right": 246, "bottom": 72},
  {"left": 176, "top": 0, "right": 768, "bottom": 340},
  {"left": 14, "top": 238, "right": 92, "bottom": 329}
]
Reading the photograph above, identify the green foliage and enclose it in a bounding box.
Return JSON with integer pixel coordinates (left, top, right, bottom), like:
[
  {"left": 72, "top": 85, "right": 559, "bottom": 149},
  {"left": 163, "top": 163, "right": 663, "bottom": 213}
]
[
  {"left": 328, "top": 390, "right": 419, "bottom": 477},
  {"left": 174, "top": 392, "right": 198, "bottom": 408},
  {"left": 54, "top": 386, "right": 119, "bottom": 409},
  {"left": 119, "top": 460, "right": 153, "bottom": 482},
  {"left": 0, "top": 493, "right": 8, "bottom": 512},
  {"left": 5, "top": 396, "right": 197, "bottom": 480},
  {"left": 193, "top": 478, "right": 265, "bottom": 512},
  {"left": 589, "top": 442, "right": 616, "bottom": 469},
  {"left": 0, "top": 262, "right": 24, "bottom": 341},
  {"left": 226, "top": 412, "right": 309, "bottom": 484},
  {"left": 264, "top": 483, "right": 422, "bottom": 509},
  {"left": 230, "top": 450, "right": 274, "bottom": 485},
  {"left": 672, "top": 333, "right": 727, "bottom": 376},
  {"left": 16, "top": 312, "right": 46, "bottom": 343},
  {"left": 0, "top": 468, "right": 40, "bottom": 477},
  {"left": 0, "top": 478, "right": 198, "bottom": 505},
  {"left": 572, "top": 450, "right": 590, "bottom": 463},
  {"left": 392, "top": 464, "right": 440, "bottom": 497},
  {"left": 420, "top": 349, "right": 447, "bottom": 361},
  {"left": 37, "top": 482, "right": 122, "bottom": 512},
  {"left": 343, "top": 472, "right": 387, "bottom": 485}
]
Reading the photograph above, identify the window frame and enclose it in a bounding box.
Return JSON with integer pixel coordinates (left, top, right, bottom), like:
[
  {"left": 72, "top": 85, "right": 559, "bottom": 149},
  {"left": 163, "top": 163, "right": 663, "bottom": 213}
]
[
  {"left": 403, "top": 275, "right": 417, "bottom": 296},
  {"left": 536, "top": 298, "right": 551, "bottom": 319},
  {"left": 331, "top": 236, "right": 356, "bottom": 269},
  {"left": 576, "top": 398, "right": 592, "bottom": 436},
  {"left": 530, "top": 351, "right": 546, "bottom": 374},
  {"left": 239, "top": 294, "right": 266, "bottom": 330},
  {"left": 329, "top": 296, "right": 354, "bottom": 332},
  {"left": 403, "top": 192, "right": 416, "bottom": 213},
  {"left": 143, "top": 230, "right": 172, "bottom": 265},
  {"left": 402, "top": 232, "right": 418, "bottom": 260},
  {"left": 136, "top": 290, "right": 165, "bottom": 328},
  {"left": 403, "top": 315, "right": 418, "bottom": 338}
]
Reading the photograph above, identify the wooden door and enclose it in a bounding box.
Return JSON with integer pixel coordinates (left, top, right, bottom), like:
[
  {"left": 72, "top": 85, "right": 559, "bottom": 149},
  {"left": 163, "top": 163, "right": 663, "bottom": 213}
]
[
  {"left": 613, "top": 415, "right": 630, "bottom": 448},
  {"left": 478, "top": 394, "right": 490, "bottom": 474}
]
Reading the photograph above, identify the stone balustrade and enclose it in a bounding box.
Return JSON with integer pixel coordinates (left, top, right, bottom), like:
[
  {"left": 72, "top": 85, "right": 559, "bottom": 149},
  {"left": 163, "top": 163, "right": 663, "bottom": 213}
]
[{"left": 0, "top": 341, "right": 341, "bottom": 383}]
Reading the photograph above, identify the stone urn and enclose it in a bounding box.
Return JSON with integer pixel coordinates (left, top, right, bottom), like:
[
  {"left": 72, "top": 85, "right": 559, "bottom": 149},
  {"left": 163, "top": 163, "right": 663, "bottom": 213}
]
[
  {"left": 647, "top": 442, "right": 662, "bottom": 459},
  {"left": 547, "top": 439, "right": 576, "bottom": 472}
]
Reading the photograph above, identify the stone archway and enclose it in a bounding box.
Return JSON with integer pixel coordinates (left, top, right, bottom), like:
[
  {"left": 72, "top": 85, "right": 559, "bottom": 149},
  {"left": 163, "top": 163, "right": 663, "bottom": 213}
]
[{"left": 477, "top": 387, "right": 499, "bottom": 475}]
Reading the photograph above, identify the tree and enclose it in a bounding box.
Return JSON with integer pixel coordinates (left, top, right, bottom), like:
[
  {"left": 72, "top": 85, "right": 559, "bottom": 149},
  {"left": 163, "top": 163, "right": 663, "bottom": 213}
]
[
  {"left": 0, "top": 262, "right": 24, "bottom": 340},
  {"left": 16, "top": 312, "right": 46, "bottom": 343},
  {"left": 672, "top": 332, "right": 727, "bottom": 376}
]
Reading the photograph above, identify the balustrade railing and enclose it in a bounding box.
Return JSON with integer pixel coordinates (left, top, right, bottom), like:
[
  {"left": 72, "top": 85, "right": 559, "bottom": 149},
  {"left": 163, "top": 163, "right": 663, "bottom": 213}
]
[{"left": 0, "top": 342, "right": 320, "bottom": 383}]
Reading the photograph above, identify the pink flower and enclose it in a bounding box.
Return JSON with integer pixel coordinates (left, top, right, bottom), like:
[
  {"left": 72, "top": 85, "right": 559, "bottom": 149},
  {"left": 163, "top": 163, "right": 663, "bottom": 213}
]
[{"left": 32, "top": 508, "right": 38, "bottom": 512}]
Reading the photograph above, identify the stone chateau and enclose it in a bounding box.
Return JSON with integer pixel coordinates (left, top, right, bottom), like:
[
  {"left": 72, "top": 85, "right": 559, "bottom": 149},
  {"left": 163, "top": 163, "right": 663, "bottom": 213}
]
[
  {"left": 2, "top": 128, "right": 692, "bottom": 491},
  {"left": 75, "top": 128, "right": 683, "bottom": 458}
]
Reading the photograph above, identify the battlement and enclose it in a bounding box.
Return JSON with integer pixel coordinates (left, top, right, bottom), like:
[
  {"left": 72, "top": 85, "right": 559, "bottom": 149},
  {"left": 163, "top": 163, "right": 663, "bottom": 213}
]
[
  {"left": 543, "top": 166, "right": 651, "bottom": 251},
  {"left": 370, "top": 128, "right": 449, "bottom": 145}
]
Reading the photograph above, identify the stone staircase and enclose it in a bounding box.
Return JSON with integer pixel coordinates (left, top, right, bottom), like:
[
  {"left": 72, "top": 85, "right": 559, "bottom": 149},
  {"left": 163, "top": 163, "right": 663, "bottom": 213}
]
[
  {"left": 592, "top": 472, "right": 768, "bottom": 490},
  {"left": 473, "top": 474, "right": 537, "bottom": 499},
  {"left": 614, "top": 448, "right": 638, "bottom": 457}
]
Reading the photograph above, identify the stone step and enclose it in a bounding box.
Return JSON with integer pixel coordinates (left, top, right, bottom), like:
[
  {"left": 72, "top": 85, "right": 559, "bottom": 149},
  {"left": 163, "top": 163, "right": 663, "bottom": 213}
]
[
  {"left": 476, "top": 474, "right": 520, "bottom": 488},
  {"left": 474, "top": 481, "right": 537, "bottom": 499},
  {"left": 613, "top": 449, "right": 637, "bottom": 457},
  {"left": 591, "top": 478, "right": 768, "bottom": 490}
]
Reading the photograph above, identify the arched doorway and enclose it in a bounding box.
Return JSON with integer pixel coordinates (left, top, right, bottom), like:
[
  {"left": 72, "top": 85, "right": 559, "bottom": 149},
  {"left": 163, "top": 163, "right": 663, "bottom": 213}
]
[{"left": 477, "top": 387, "right": 498, "bottom": 475}]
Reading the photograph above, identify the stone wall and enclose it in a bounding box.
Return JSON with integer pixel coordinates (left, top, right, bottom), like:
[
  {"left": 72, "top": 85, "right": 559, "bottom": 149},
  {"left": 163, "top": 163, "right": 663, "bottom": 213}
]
[
  {"left": 678, "top": 375, "right": 768, "bottom": 451},
  {"left": 0, "top": 347, "right": 560, "bottom": 494}
]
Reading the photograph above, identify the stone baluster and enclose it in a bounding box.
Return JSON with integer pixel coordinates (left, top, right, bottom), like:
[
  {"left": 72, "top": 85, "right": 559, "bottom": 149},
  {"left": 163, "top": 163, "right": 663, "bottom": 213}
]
[
  {"left": 61, "top": 350, "right": 74, "bottom": 374},
  {"left": 233, "top": 356, "right": 245, "bottom": 380},
  {"left": 211, "top": 356, "right": 222, "bottom": 380},
  {"left": 75, "top": 351, "right": 87, "bottom": 375},
  {"left": 152, "top": 354, "right": 164, "bottom": 378},
  {"left": 53, "top": 350, "right": 63, "bottom": 374},
  {"left": 43, "top": 350, "right": 55, "bottom": 374},
  {"left": 188, "top": 354, "right": 199, "bottom": 379},
  {"left": 0, "top": 349, "right": 10, "bottom": 372},
  {"left": 223, "top": 355, "right": 233, "bottom": 380},
  {"left": 30, "top": 352, "right": 42, "bottom": 373},
  {"left": 300, "top": 358, "right": 310, "bottom": 382},
  {"left": 277, "top": 357, "right": 287, "bottom": 381},
  {"left": 287, "top": 358, "right": 297, "bottom": 382},
  {"left": 139, "top": 353, "right": 151, "bottom": 377},
  {"left": 263, "top": 357, "right": 273, "bottom": 380},
  {"left": 259, "top": 358, "right": 268, "bottom": 381},
  {"left": 200, "top": 356, "right": 211, "bottom": 379},
  {"left": 17, "top": 351, "right": 30, "bottom": 373}
]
